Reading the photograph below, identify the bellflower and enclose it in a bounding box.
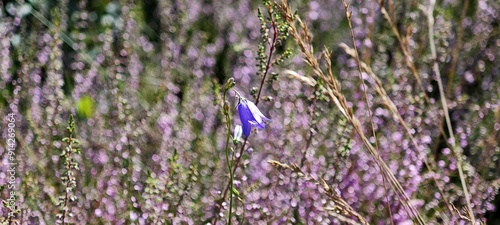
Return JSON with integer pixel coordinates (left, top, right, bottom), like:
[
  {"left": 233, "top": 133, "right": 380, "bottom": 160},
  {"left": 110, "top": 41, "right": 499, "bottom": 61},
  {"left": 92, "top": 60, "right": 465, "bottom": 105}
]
[{"left": 237, "top": 96, "right": 271, "bottom": 137}]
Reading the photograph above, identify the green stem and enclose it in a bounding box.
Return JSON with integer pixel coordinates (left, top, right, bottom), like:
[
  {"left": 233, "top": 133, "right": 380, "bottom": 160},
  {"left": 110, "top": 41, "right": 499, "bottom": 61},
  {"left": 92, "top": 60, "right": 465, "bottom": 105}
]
[{"left": 223, "top": 94, "right": 234, "bottom": 225}]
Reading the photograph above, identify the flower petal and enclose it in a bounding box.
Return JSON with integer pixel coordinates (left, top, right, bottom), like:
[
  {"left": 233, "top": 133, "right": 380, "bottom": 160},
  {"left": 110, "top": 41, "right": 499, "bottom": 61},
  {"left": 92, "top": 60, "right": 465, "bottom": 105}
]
[
  {"left": 233, "top": 125, "right": 242, "bottom": 141},
  {"left": 246, "top": 99, "right": 270, "bottom": 129},
  {"left": 246, "top": 99, "right": 271, "bottom": 124},
  {"left": 237, "top": 100, "right": 255, "bottom": 137}
]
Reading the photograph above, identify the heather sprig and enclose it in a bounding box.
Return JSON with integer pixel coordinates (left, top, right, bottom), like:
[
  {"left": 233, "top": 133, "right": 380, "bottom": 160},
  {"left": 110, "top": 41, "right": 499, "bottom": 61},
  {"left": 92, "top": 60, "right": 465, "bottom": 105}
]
[
  {"left": 56, "top": 114, "right": 80, "bottom": 224},
  {"left": 256, "top": 0, "right": 292, "bottom": 90}
]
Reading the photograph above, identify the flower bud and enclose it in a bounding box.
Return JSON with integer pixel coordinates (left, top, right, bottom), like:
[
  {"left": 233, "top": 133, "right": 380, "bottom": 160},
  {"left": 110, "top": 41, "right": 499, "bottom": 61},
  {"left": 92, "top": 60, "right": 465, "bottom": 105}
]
[
  {"left": 233, "top": 125, "right": 243, "bottom": 144},
  {"left": 224, "top": 78, "right": 235, "bottom": 92}
]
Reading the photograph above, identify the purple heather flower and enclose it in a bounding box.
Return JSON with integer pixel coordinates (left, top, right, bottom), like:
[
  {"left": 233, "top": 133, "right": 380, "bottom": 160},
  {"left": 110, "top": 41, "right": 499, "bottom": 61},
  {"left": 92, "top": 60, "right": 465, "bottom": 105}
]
[{"left": 237, "top": 96, "right": 271, "bottom": 137}]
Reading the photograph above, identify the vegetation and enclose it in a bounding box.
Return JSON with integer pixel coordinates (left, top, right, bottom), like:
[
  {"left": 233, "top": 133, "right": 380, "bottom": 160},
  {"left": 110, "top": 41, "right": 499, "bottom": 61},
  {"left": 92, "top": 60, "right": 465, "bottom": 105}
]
[{"left": 0, "top": 0, "right": 499, "bottom": 224}]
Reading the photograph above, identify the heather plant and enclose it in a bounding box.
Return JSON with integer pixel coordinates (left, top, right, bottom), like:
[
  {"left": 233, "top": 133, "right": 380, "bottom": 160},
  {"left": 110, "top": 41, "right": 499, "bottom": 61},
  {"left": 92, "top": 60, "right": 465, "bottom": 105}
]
[
  {"left": 0, "top": 0, "right": 499, "bottom": 224},
  {"left": 57, "top": 115, "right": 80, "bottom": 224}
]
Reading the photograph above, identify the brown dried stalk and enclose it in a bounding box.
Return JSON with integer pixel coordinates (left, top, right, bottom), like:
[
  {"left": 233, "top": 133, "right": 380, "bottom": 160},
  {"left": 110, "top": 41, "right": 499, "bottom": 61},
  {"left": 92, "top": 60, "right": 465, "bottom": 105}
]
[
  {"left": 377, "top": 0, "right": 430, "bottom": 104},
  {"left": 275, "top": 0, "right": 425, "bottom": 224}
]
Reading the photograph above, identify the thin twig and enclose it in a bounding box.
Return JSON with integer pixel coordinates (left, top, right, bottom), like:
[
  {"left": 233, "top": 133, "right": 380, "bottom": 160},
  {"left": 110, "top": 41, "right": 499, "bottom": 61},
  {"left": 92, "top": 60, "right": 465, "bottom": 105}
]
[{"left": 255, "top": 5, "right": 279, "bottom": 106}]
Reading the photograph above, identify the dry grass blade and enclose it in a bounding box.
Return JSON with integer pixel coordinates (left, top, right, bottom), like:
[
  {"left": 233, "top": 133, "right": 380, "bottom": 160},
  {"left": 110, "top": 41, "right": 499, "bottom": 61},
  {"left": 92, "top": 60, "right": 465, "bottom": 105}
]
[
  {"left": 420, "top": 1, "right": 476, "bottom": 223},
  {"left": 338, "top": 0, "right": 394, "bottom": 222}
]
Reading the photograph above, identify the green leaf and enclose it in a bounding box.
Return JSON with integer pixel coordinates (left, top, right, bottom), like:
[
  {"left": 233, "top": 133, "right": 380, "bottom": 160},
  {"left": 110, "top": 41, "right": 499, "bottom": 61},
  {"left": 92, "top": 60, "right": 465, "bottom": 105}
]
[{"left": 76, "top": 95, "right": 95, "bottom": 118}]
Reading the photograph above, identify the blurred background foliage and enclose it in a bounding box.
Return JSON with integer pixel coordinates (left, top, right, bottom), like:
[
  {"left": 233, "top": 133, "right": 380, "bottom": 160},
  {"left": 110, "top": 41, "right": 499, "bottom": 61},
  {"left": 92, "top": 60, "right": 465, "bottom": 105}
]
[{"left": 0, "top": 0, "right": 499, "bottom": 224}]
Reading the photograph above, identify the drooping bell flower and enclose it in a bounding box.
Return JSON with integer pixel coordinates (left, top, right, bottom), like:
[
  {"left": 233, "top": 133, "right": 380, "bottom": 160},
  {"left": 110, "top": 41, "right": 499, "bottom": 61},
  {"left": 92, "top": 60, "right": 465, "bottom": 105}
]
[{"left": 236, "top": 95, "right": 271, "bottom": 137}]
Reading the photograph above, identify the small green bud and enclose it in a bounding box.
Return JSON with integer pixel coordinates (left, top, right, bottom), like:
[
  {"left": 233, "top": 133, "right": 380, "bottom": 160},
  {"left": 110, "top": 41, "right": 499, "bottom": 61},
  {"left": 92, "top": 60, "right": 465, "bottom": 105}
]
[{"left": 224, "top": 78, "right": 235, "bottom": 92}]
